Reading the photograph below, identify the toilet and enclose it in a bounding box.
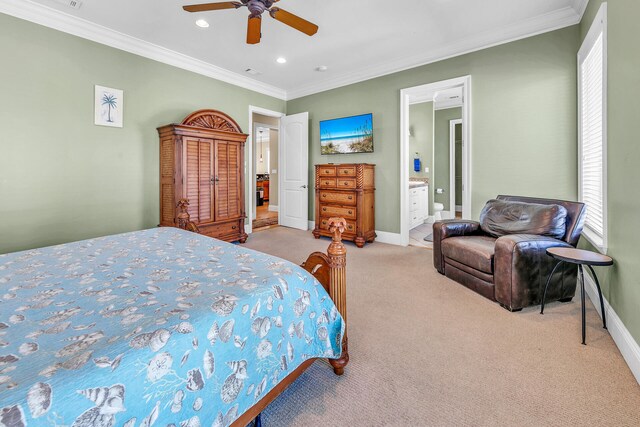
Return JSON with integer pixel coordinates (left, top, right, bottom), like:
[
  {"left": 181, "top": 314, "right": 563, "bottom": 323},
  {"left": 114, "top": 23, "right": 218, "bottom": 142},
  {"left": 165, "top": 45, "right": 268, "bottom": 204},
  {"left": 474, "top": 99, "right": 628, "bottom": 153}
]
[{"left": 433, "top": 202, "right": 444, "bottom": 221}]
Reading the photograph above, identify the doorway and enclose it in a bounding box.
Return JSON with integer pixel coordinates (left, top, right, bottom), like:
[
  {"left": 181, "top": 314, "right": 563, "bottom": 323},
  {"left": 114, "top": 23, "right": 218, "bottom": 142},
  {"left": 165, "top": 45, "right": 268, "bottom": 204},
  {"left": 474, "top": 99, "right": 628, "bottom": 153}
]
[
  {"left": 247, "top": 107, "right": 284, "bottom": 234},
  {"left": 253, "top": 124, "right": 279, "bottom": 230},
  {"left": 247, "top": 107, "right": 310, "bottom": 234},
  {"left": 399, "top": 76, "right": 472, "bottom": 247}
]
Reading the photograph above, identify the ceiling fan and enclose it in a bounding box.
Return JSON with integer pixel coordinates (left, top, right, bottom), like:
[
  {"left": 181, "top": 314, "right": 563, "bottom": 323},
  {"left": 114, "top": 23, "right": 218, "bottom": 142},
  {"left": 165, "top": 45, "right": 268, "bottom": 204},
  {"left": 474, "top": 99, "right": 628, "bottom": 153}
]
[{"left": 183, "top": 0, "right": 319, "bottom": 45}]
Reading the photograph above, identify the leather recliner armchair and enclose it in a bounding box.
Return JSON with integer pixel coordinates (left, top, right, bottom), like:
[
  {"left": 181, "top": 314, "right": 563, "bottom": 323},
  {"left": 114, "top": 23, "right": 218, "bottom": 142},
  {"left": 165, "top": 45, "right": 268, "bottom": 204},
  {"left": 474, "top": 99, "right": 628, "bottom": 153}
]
[{"left": 433, "top": 195, "right": 587, "bottom": 311}]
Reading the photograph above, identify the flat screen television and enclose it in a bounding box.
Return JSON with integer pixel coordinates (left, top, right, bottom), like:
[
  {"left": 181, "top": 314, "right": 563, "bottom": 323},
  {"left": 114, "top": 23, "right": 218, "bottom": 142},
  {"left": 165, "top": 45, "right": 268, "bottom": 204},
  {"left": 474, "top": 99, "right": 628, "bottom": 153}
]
[{"left": 320, "top": 113, "right": 373, "bottom": 155}]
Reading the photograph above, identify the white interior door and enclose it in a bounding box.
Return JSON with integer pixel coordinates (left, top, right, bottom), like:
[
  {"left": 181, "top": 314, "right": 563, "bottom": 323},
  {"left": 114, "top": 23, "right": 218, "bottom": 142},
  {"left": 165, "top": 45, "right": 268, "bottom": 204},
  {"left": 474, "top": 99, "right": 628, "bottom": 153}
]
[{"left": 279, "top": 112, "right": 309, "bottom": 230}]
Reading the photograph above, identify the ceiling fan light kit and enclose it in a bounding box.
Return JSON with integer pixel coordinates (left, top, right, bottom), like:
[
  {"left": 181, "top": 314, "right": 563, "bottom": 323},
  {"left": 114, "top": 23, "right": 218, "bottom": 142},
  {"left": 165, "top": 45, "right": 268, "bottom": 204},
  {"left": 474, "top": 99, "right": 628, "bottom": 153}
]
[{"left": 183, "top": 0, "right": 319, "bottom": 44}]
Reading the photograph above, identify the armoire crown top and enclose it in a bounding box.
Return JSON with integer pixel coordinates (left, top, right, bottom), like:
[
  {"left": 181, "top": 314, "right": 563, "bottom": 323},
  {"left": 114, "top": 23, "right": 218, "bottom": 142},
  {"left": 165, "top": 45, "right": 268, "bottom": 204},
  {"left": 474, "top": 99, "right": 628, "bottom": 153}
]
[{"left": 181, "top": 109, "right": 243, "bottom": 133}]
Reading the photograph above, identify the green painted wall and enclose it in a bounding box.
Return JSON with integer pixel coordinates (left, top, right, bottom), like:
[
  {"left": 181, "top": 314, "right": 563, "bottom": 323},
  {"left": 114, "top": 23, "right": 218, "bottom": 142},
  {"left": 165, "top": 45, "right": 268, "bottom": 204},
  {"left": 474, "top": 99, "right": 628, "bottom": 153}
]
[
  {"left": 408, "top": 102, "right": 433, "bottom": 181},
  {"left": 0, "top": 14, "right": 284, "bottom": 254},
  {"left": 578, "top": 0, "right": 640, "bottom": 345},
  {"left": 287, "top": 26, "right": 579, "bottom": 233},
  {"left": 433, "top": 107, "right": 462, "bottom": 211}
]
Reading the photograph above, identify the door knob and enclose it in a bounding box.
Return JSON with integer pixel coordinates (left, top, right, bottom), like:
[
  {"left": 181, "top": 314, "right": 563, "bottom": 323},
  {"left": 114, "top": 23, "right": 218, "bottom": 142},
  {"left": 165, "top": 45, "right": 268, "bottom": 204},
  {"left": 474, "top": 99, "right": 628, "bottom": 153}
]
[{"left": 300, "top": 185, "right": 307, "bottom": 189}]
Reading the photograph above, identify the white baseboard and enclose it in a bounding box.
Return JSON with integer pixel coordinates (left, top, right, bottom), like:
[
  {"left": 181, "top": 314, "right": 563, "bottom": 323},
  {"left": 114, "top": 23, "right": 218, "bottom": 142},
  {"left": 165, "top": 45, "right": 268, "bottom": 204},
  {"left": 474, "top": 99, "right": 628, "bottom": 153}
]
[
  {"left": 268, "top": 205, "right": 279, "bottom": 212},
  {"left": 374, "top": 231, "right": 403, "bottom": 246},
  {"left": 583, "top": 272, "right": 640, "bottom": 385},
  {"left": 305, "top": 220, "right": 402, "bottom": 246}
]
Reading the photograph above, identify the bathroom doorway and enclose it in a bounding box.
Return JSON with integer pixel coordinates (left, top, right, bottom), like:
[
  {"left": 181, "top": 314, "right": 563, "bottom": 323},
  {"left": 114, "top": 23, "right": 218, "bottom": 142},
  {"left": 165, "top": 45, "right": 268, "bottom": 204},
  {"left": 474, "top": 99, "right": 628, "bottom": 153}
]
[{"left": 399, "top": 76, "right": 472, "bottom": 247}]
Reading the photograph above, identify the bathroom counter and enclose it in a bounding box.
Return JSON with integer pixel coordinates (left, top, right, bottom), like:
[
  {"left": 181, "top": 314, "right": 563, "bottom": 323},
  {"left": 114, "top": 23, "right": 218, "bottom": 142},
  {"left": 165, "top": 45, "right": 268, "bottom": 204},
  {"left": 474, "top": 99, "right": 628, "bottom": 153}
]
[{"left": 409, "top": 181, "right": 428, "bottom": 189}]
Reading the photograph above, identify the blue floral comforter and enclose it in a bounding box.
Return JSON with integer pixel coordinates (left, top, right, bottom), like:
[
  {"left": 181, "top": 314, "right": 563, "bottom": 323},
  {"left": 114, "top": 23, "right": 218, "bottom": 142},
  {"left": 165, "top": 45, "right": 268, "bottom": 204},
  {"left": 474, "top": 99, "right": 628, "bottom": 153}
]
[{"left": 0, "top": 228, "right": 344, "bottom": 427}]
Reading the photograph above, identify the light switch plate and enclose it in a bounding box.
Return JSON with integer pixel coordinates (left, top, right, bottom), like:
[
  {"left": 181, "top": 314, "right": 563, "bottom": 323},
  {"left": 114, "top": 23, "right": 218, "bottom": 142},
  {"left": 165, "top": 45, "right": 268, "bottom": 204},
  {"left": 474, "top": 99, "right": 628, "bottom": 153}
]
[{"left": 424, "top": 167, "right": 429, "bottom": 173}]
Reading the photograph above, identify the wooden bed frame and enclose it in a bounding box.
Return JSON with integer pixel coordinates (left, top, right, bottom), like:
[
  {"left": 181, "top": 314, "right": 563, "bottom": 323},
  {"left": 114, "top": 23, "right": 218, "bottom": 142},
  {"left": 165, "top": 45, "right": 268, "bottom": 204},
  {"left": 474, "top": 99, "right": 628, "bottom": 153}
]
[{"left": 176, "top": 199, "right": 349, "bottom": 426}]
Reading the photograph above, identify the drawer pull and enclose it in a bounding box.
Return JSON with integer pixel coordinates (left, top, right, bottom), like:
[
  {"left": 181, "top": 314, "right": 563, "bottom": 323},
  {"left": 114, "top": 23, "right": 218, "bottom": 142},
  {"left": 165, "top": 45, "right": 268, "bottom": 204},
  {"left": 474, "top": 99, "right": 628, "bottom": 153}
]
[
  {"left": 322, "top": 207, "right": 327, "bottom": 212},
  {"left": 232, "top": 226, "right": 237, "bottom": 230},
  {"left": 348, "top": 210, "right": 353, "bottom": 214},
  {"left": 323, "top": 194, "right": 327, "bottom": 198},
  {"left": 343, "top": 170, "right": 348, "bottom": 174},
  {"left": 344, "top": 182, "right": 349, "bottom": 186},
  {"left": 348, "top": 225, "right": 354, "bottom": 230},
  {"left": 348, "top": 196, "right": 353, "bottom": 200}
]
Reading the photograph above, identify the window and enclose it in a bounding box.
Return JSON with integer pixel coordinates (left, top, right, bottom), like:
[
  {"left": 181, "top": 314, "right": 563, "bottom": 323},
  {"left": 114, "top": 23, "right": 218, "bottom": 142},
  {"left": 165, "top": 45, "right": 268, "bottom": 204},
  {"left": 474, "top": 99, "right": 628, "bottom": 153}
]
[{"left": 578, "top": 3, "right": 607, "bottom": 252}]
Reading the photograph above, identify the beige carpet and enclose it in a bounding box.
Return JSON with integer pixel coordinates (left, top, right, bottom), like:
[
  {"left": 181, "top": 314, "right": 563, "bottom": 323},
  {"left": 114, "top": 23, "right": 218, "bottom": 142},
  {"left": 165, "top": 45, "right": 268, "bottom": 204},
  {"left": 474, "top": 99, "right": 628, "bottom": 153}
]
[{"left": 245, "top": 227, "right": 640, "bottom": 426}]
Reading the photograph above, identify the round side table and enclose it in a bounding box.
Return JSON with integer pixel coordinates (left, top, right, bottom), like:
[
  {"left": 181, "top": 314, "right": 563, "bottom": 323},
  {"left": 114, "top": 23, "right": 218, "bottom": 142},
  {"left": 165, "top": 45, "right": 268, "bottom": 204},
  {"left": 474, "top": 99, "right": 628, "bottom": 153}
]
[{"left": 540, "top": 247, "right": 613, "bottom": 345}]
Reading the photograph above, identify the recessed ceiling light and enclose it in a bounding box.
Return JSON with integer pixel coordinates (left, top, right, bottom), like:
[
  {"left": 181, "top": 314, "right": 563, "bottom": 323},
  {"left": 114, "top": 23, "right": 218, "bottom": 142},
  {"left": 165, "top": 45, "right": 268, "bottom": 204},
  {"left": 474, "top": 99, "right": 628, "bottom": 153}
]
[
  {"left": 195, "top": 19, "right": 209, "bottom": 28},
  {"left": 276, "top": 57, "right": 287, "bottom": 64},
  {"left": 315, "top": 65, "right": 328, "bottom": 72}
]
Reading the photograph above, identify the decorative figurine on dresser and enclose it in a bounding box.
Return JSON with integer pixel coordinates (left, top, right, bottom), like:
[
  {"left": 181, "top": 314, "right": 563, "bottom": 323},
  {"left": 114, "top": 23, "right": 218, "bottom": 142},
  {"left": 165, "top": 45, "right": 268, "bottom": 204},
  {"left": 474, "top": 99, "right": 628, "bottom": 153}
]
[
  {"left": 313, "top": 163, "right": 376, "bottom": 247},
  {"left": 158, "top": 109, "right": 248, "bottom": 243}
]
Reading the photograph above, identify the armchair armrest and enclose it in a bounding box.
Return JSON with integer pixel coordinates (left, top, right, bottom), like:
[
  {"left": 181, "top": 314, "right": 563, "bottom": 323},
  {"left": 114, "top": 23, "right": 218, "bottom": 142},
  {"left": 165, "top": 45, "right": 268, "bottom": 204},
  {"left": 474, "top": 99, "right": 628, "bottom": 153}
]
[
  {"left": 433, "top": 220, "right": 481, "bottom": 274},
  {"left": 494, "top": 234, "right": 575, "bottom": 311}
]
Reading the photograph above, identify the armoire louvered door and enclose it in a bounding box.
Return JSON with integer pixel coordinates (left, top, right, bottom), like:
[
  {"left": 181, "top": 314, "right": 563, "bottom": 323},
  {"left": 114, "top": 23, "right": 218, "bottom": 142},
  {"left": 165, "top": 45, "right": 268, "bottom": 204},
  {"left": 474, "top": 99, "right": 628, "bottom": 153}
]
[
  {"left": 214, "top": 140, "right": 242, "bottom": 221},
  {"left": 184, "top": 137, "right": 214, "bottom": 225},
  {"left": 158, "top": 110, "right": 248, "bottom": 243}
]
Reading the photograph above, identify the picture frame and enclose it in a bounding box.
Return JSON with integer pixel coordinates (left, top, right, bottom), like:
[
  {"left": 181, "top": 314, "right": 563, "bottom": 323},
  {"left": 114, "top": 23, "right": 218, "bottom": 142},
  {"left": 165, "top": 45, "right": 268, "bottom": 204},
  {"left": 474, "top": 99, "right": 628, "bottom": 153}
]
[
  {"left": 320, "top": 113, "right": 373, "bottom": 155},
  {"left": 94, "top": 85, "right": 123, "bottom": 128}
]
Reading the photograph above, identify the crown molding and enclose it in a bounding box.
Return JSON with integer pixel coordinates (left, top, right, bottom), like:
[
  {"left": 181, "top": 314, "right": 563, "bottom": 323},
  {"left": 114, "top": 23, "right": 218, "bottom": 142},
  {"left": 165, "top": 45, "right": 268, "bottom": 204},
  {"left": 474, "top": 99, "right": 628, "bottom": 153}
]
[
  {"left": 572, "top": 0, "right": 590, "bottom": 20},
  {"left": 287, "top": 6, "right": 583, "bottom": 100},
  {"left": 0, "top": 0, "right": 287, "bottom": 100}
]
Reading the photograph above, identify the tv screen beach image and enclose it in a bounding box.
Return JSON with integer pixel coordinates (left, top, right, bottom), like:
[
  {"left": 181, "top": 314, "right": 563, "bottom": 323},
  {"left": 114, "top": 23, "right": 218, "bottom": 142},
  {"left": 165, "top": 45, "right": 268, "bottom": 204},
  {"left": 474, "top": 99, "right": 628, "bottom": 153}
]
[{"left": 320, "top": 113, "right": 373, "bottom": 154}]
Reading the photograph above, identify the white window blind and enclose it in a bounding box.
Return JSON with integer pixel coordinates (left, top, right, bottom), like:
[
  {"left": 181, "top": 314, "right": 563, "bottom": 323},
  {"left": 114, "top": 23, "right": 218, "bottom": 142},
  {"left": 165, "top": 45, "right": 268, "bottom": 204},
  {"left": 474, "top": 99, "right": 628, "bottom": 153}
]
[{"left": 578, "top": 4, "right": 607, "bottom": 250}]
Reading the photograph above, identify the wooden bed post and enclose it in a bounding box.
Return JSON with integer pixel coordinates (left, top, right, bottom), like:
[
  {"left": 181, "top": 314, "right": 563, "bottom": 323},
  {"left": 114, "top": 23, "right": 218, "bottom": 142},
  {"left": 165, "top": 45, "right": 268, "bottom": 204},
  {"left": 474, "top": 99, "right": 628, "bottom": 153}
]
[
  {"left": 327, "top": 217, "right": 349, "bottom": 375},
  {"left": 176, "top": 199, "right": 200, "bottom": 233}
]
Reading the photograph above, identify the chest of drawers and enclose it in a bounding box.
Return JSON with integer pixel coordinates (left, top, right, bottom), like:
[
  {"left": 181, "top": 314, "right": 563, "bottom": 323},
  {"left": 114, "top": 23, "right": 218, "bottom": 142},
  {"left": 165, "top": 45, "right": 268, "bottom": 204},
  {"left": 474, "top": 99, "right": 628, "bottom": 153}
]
[{"left": 313, "top": 163, "right": 376, "bottom": 248}]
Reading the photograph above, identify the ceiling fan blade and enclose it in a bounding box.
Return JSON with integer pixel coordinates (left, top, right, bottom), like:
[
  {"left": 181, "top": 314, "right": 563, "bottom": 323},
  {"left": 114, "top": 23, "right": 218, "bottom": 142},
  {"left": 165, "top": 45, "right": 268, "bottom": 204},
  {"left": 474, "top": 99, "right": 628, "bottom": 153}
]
[
  {"left": 247, "top": 16, "right": 262, "bottom": 44},
  {"left": 183, "top": 2, "right": 241, "bottom": 12},
  {"left": 269, "top": 8, "right": 318, "bottom": 36}
]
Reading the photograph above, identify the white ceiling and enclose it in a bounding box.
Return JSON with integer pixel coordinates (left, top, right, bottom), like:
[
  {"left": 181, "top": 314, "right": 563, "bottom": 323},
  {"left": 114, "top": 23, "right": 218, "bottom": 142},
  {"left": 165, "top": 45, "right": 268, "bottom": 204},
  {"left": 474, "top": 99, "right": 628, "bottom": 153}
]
[{"left": 2, "top": 0, "right": 588, "bottom": 99}]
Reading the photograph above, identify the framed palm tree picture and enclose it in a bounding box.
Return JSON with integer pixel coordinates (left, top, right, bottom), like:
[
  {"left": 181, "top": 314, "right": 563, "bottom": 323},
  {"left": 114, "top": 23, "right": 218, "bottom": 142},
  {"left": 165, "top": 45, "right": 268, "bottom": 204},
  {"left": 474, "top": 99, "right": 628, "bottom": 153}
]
[{"left": 94, "top": 85, "right": 124, "bottom": 128}]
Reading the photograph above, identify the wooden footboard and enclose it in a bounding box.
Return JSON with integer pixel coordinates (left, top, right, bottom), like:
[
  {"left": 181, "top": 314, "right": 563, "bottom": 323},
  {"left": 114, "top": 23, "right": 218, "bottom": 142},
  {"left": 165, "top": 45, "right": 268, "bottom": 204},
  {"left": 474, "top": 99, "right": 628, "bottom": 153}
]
[
  {"left": 175, "top": 199, "right": 349, "bottom": 425},
  {"left": 300, "top": 217, "right": 349, "bottom": 375}
]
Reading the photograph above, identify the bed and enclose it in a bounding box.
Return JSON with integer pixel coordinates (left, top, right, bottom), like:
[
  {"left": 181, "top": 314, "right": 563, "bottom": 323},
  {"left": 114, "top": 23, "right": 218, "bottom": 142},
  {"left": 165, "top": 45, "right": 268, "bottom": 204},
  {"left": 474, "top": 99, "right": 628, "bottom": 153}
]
[{"left": 0, "top": 201, "right": 349, "bottom": 427}]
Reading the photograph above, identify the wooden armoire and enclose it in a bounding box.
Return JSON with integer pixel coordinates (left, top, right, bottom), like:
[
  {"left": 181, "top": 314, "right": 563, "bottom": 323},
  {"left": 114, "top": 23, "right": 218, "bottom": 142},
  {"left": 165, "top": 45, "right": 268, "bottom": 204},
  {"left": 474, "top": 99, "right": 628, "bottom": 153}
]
[{"left": 158, "top": 109, "right": 248, "bottom": 243}]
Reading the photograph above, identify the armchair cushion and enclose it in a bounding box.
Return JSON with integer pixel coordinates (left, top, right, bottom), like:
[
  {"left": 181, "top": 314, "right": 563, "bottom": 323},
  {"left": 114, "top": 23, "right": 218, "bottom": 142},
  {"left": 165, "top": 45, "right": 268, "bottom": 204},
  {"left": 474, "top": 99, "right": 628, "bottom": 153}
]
[
  {"left": 441, "top": 236, "right": 496, "bottom": 274},
  {"left": 432, "top": 220, "right": 481, "bottom": 274},
  {"left": 479, "top": 199, "right": 568, "bottom": 239}
]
